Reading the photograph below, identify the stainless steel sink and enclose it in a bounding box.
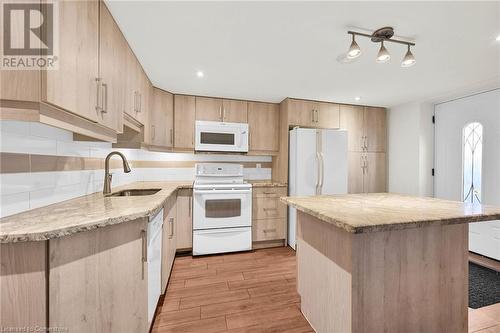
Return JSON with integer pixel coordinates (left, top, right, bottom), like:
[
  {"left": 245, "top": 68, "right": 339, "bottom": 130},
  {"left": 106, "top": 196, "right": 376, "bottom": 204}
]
[{"left": 107, "top": 189, "right": 161, "bottom": 197}]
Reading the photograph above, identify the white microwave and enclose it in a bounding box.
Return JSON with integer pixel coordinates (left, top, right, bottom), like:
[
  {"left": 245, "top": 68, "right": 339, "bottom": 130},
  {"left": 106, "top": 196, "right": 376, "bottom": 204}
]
[{"left": 195, "top": 121, "right": 249, "bottom": 153}]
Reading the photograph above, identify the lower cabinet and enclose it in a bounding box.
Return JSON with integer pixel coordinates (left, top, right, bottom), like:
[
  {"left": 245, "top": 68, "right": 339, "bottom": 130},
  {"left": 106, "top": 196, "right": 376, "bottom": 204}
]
[
  {"left": 162, "top": 194, "right": 177, "bottom": 294},
  {"left": 252, "top": 187, "right": 287, "bottom": 245},
  {"left": 348, "top": 152, "right": 387, "bottom": 193},
  {"left": 49, "top": 219, "right": 148, "bottom": 333},
  {"left": 176, "top": 189, "right": 193, "bottom": 250}
]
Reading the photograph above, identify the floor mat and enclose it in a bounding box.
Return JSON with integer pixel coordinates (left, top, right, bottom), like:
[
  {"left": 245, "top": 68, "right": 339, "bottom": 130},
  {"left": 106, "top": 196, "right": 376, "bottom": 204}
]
[{"left": 469, "top": 262, "right": 500, "bottom": 309}]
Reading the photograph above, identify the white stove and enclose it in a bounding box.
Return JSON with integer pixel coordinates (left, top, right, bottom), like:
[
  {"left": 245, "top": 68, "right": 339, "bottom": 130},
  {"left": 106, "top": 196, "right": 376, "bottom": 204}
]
[{"left": 192, "top": 163, "right": 252, "bottom": 256}]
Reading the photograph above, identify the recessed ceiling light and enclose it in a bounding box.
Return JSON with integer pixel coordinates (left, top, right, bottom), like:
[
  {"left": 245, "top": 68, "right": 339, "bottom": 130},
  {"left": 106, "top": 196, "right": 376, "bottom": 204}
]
[
  {"left": 196, "top": 71, "right": 204, "bottom": 78},
  {"left": 355, "top": 96, "right": 361, "bottom": 101}
]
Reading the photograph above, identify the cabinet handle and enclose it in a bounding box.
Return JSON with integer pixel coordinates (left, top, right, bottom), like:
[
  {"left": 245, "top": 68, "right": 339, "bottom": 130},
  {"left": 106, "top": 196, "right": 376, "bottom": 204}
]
[
  {"left": 315, "top": 109, "right": 319, "bottom": 123},
  {"left": 133, "top": 91, "right": 137, "bottom": 112},
  {"left": 95, "top": 78, "right": 102, "bottom": 112},
  {"left": 170, "top": 128, "right": 173, "bottom": 144},
  {"left": 223, "top": 107, "right": 226, "bottom": 122},
  {"left": 219, "top": 106, "right": 222, "bottom": 121},
  {"left": 311, "top": 109, "right": 315, "bottom": 123},
  {"left": 138, "top": 93, "right": 142, "bottom": 113},
  {"left": 263, "top": 228, "right": 277, "bottom": 233},
  {"left": 169, "top": 217, "right": 174, "bottom": 238},
  {"left": 101, "top": 82, "right": 108, "bottom": 114},
  {"left": 141, "top": 230, "right": 147, "bottom": 262},
  {"left": 263, "top": 191, "right": 275, "bottom": 195},
  {"left": 151, "top": 125, "right": 155, "bottom": 140},
  {"left": 361, "top": 155, "right": 365, "bottom": 174},
  {"left": 365, "top": 136, "right": 368, "bottom": 150}
]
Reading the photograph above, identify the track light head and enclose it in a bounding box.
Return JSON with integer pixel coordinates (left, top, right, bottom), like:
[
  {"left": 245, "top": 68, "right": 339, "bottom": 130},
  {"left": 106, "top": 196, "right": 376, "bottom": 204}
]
[
  {"left": 347, "top": 35, "right": 361, "bottom": 59},
  {"left": 401, "top": 45, "right": 416, "bottom": 67},
  {"left": 376, "top": 41, "right": 390, "bottom": 63}
]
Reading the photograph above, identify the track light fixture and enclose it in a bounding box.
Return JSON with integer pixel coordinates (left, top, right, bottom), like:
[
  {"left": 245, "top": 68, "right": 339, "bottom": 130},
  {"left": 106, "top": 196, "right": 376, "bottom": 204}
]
[
  {"left": 347, "top": 35, "right": 361, "bottom": 59},
  {"left": 346, "top": 27, "right": 416, "bottom": 67}
]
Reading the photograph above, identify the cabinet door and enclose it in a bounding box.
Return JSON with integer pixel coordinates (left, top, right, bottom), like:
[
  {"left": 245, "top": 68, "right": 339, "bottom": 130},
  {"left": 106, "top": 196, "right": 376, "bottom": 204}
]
[
  {"left": 98, "top": 2, "right": 125, "bottom": 132},
  {"left": 174, "top": 95, "right": 196, "bottom": 150},
  {"left": 364, "top": 152, "right": 386, "bottom": 193},
  {"left": 340, "top": 105, "right": 365, "bottom": 152},
  {"left": 135, "top": 70, "right": 149, "bottom": 125},
  {"left": 248, "top": 102, "right": 279, "bottom": 153},
  {"left": 348, "top": 152, "right": 364, "bottom": 194},
  {"left": 222, "top": 99, "right": 247, "bottom": 122},
  {"left": 49, "top": 219, "right": 148, "bottom": 333},
  {"left": 195, "top": 96, "right": 223, "bottom": 121},
  {"left": 288, "top": 99, "right": 315, "bottom": 127},
  {"left": 149, "top": 88, "right": 168, "bottom": 146},
  {"left": 43, "top": 0, "right": 99, "bottom": 122},
  {"left": 364, "top": 107, "right": 386, "bottom": 152},
  {"left": 176, "top": 189, "right": 193, "bottom": 250},
  {"left": 317, "top": 102, "right": 340, "bottom": 129},
  {"left": 162, "top": 196, "right": 177, "bottom": 293}
]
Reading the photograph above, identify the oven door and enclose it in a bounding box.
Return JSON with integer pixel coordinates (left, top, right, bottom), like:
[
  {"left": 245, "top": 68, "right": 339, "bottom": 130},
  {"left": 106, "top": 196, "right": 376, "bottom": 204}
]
[{"left": 193, "top": 188, "right": 252, "bottom": 230}]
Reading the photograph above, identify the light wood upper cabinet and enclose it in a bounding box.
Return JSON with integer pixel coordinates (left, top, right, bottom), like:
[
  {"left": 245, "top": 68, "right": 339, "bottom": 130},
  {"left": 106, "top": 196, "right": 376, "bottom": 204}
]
[
  {"left": 174, "top": 95, "right": 196, "bottom": 150},
  {"left": 150, "top": 88, "right": 173, "bottom": 148},
  {"left": 317, "top": 102, "right": 340, "bottom": 129},
  {"left": 288, "top": 99, "right": 316, "bottom": 127},
  {"left": 222, "top": 99, "right": 247, "bottom": 122},
  {"left": 42, "top": 0, "right": 99, "bottom": 122},
  {"left": 365, "top": 152, "right": 386, "bottom": 192},
  {"left": 195, "top": 96, "right": 223, "bottom": 121},
  {"left": 124, "top": 47, "right": 149, "bottom": 126},
  {"left": 364, "top": 107, "right": 386, "bottom": 152},
  {"left": 176, "top": 189, "right": 193, "bottom": 250},
  {"left": 340, "top": 105, "right": 365, "bottom": 152},
  {"left": 98, "top": 2, "right": 126, "bottom": 132},
  {"left": 248, "top": 102, "right": 279, "bottom": 153}
]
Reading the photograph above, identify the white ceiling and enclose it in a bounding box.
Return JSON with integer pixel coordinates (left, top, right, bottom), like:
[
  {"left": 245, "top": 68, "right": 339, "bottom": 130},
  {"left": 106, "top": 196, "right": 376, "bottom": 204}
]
[{"left": 106, "top": 1, "right": 500, "bottom": 107}]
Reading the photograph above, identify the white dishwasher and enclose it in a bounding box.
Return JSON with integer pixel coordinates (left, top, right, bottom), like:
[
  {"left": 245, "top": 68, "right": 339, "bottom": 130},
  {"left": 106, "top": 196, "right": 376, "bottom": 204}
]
[{"left": 147, "top": 209, "right": 163, "bottom": 326}]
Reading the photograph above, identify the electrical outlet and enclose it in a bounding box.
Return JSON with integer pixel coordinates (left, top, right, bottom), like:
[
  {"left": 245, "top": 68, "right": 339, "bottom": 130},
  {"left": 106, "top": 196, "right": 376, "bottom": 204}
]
[{"left": 256, "top": 163, "right": 261, "bottom": 169}]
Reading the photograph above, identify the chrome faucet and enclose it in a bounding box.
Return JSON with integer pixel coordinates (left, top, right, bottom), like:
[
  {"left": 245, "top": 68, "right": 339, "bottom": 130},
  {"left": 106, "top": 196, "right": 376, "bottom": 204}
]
[{"left": 103, "top": 151, "right": 131, "bottom": 195}]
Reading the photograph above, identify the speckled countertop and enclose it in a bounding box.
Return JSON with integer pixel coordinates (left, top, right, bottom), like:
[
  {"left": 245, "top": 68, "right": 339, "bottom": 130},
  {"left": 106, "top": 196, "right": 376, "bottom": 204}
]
[
  {"left": 0, "top": 181, "right": 193, "bottom": 243},
  {"left": 248, "top": 181, "right": 287, "bottom": 187},
  {"left": 281, "top": 193, "right": 500, "bottom": 234}
]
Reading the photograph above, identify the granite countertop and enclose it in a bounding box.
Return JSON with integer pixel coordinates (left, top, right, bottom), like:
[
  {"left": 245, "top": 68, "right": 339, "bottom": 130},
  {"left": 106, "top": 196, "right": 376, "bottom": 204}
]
[
  {"left": 248, "top": 181, "right": 287, "bottom": 187},
  {"left": 0, "top": 181, "right": 193, "bottom": 243},
  {"left": 281, "top": 193, "right": 500, "bottom": 234}
]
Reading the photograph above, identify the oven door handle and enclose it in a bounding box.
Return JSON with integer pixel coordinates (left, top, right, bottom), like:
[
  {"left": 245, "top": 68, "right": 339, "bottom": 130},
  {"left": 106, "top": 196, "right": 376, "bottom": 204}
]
[{"left": 194, "top": 189, "right": 251, "bottom": 195}]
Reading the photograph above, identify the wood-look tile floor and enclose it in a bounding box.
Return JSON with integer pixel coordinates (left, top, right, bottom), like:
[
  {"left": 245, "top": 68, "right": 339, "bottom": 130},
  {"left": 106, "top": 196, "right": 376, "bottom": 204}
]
[{"left": 152, "top": 246, "right": 500, "bottom": 333}]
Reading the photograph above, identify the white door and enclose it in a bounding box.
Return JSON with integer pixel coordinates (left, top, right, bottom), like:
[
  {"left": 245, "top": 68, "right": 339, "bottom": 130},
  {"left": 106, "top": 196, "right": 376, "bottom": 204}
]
[
  {"left": 288, "top": 128, "right": 318, "bottom": 249},
  {"left": 435, "top": 89, "right": 500, "bottom": 260}
]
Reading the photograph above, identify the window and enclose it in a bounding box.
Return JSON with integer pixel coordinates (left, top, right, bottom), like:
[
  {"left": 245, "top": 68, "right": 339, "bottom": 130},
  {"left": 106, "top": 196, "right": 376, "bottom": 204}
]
[{"left": 462, "top": 122, "right": 483, "bottom": 203}]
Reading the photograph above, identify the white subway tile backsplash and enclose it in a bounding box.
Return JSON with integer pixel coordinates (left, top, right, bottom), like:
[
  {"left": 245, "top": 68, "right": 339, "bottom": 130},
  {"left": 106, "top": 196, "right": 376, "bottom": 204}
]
[
  {"left": 0, "top": 192, "right": 30, "bottom": 218},
  {"left": 0, "top": 131, "right": 57, "bottom": 155},
  {"left": 0, "top": 121, "right": 30, "bottom": 135},
  {"left": 30, "top": 122, "right": 73, "bottom": 141},
  {"left": 56, "top": 140, "right": 91, "bottom": 157}
]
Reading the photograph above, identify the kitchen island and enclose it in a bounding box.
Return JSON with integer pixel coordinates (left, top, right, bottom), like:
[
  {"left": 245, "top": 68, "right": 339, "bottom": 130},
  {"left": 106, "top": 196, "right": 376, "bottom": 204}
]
[{"left": 281, "top": 193, "right": 500, "bottom": 333}]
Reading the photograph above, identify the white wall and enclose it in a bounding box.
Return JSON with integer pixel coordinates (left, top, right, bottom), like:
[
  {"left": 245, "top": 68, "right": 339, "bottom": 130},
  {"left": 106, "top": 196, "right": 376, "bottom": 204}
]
[
  {"left": 387, "top": 102, "right": 434, "bottom": 197},
  {"left": 0, "top": 121, "right": 271, "bottom": 218}
]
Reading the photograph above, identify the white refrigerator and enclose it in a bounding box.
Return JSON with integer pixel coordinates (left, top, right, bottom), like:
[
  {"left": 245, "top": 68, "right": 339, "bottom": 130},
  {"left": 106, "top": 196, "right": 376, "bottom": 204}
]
[{"left": 288, "top": 127, "right": 348, "bottom": 249}]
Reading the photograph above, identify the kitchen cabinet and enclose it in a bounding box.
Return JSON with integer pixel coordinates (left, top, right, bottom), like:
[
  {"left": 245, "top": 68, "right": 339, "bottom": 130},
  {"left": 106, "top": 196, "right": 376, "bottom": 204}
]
[
  {"left": 42, "top": 0, "right": 99, "bottom": 122},
  {"left": 340, "top": 105, "right": 365, "bottom": 152},
  {"left": 174, "top": 95, "right": 196, "bottom": 150},
  {"left": 287, "top": 99, "right": 339, "bottom": 129},
  {"left": 347, "top": 152, "right": 386, "bottom": 193},
  {"left": 162, "top": 195, "right": 177, "bottom": 294},
  {"left": 49, "top": 219, "right": 148, "bottom": 333},
  {"left": 98, "top": 2, "right": 126, "bottom": 132},
  {"left": 252, "top": 187, "right": 287, "bottom": 243},
  {"left": 176, "top": 189, "right": 193, "bottom": 250},
  {"left": 248, "top": 101, "right": 279, "bottom": 154},
  {"left": 150, "top": 88, "right": 174, "bottom": 148},
  {"left": 195, "top": 96, "right": 247, "bottom": 122},
  {"left": 340, "top": 105, "right": 386, "bottom": 153},
  {"left": 317, "top": 102, "right": 340, "bottom": 128},
  {"left": 124, "top": 47, "right": 149, "bottom": 126},
  {"left": 364, "top": 107, "right": 387, "bottom": 152}
]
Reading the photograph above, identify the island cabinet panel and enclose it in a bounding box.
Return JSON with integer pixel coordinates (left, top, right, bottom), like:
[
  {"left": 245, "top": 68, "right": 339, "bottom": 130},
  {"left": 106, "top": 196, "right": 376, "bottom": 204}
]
[
  {"left": 0, "top": 241, "right": 47, "bottom": 329},
  {"left": 248, "top": 101, "right": 279, "bottom": 154},
  {"left": 252, "top": 187, "right": 287, "bottom": 244},
  {"left": 174, "top": 95, "right": 196, "bottom": 150},
  {"left": 49, "top": 219, "right": 148, "bottom": 333},
  {"left": 162, "top": 195, "right": 177, "bottom": 294},
  {"left": 296, "top": 211, "right": 468, "bottom": 333},
  {"left": 42, "top": 0, "right": 99, "bottom": 122},
  {"left": 176, "top": 189, "right": 193, "bottom": 250}
]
